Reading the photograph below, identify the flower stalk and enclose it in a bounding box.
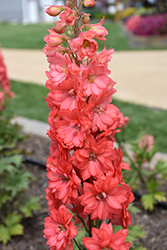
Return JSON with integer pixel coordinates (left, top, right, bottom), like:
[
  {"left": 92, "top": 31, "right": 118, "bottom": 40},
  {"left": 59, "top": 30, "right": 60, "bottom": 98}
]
[{"left": 43, "top": 1, "right": 134, "bottom": 249}]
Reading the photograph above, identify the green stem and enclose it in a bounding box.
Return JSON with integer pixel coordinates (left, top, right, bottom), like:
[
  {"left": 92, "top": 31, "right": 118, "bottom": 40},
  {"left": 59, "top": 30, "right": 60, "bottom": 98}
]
[
  {"left": 73, "top": 238, "right": 82, "bottom": 250},
  {"left": 72, "top": 204, "right": 88, "bottom": 233},
  {"left": 88, "top": 215, "right": 94, "bottom": 237},
  {"left": 120, "top": 142, "right": 146, "bottom": 185}
]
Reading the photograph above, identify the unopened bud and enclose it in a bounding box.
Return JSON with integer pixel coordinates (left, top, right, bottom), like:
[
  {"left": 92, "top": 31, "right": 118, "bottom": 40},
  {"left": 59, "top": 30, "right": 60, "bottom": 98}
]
[
  {"left": 84, "top": 0, "right": 97, "bottom": 7},
  {"left": 52, "top": 21, "right": 67, "bottom": 34},
  {"left": 45, "top": 5, "right": 65, "bottom": 17},
  {"left": 65, "top": 0, "right": 73, "bottom": 8},
  {"left": 81, "top": 13, "right": 90, "bottom": 24}
]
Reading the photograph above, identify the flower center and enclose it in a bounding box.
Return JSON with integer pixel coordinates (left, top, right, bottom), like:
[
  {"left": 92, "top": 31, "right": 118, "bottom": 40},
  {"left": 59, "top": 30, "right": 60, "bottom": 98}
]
[
  {"left": 68, "top": 89, "right": 76, "bottom": 98},
  {"left": 89, "top": 152, "right": 97, "bottom": 161},
  {"left": 88, "top": 74, "right": 95, "bottom": 83},
  {"left": 98, "top": 192, "right": 107, "bottom": 200},
  {"left": 102, "top": 248, "right": 111, "bottom": 250},
  {"left": 55, "top": 224, "right": 66, "bottom": 234},
  {"left": 72, "top": 123, "right": 81, "bottom": 132},
  {"left": 83, "top": 39, "right": 90, "bottom": 48},
  {"left": 94, "top": 105, "right": 104, "bottom": 114}
]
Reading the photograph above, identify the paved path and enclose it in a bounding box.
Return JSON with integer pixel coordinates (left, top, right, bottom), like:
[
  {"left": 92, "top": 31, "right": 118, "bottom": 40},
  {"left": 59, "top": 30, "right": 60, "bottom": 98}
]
[{"left": 3, "top": 48, "right": 167, "bottom": 110}]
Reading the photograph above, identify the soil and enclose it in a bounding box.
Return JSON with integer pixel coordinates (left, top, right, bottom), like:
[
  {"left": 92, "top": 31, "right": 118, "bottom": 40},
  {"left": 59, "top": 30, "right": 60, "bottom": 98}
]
[{"left": 1, "top": 134, "right": 167, "bottom": 250}]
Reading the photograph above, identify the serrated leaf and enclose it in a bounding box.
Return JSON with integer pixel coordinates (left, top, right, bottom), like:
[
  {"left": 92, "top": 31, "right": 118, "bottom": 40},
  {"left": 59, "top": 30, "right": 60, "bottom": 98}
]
[
  {"left": 127, "top": 203, "right": 141, "bottom": 214},
  {"left": 127, "top": 224, "right": 146, "bottom": 242},
  {"left": 0, "top": 192, "right": 10, "bottom": 208},
  {"left": 0, "top": 224, "right": 11, "bottom": 245},
  {"left": 141, "top": 194, "right": 155, "bottom": 211},
  {"left": 0, "top": 171, "right": 35, "bottom": 196},
  {"left": 9, "top": 223, "right": 24, "bottom": 236},
  {"left": 146, "top": 177, "right": 159, "bottom": 193},
  {"left": 0, "top": 160, "right": 15, "bottom": 174},
  {"left": 19, "top": 196, "right": 41, "bottom": 218},
  {"left": 3, "top": 213, "right": 23, "bottom": 228},
  {"left": 154, "top": 191, "right": 167, "bottom": 202}
]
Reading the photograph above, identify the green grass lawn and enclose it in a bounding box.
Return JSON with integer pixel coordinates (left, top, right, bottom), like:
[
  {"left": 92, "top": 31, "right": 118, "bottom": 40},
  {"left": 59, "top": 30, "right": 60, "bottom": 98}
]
[
  {"left": 0, "top": 21, "right": 131, "bottom": 51},
  {"left": 6, "top": 80, "right": 167, "bottom": 153}
]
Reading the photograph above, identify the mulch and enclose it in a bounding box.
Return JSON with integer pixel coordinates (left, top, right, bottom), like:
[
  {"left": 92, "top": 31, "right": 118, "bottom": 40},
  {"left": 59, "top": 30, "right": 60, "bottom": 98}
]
[{"left": 1, "top": 134, "right": 167, "bottom": 250}]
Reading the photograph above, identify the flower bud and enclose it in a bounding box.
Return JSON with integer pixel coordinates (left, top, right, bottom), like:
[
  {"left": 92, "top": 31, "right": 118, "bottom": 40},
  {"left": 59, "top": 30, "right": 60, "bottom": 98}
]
[
  {"left": 81, "top": 13, "right": 90, "bottom": 24},
  {"left": 52, "top": 21, "right": 67, "bottom": 34},
  {"left": 45, "top": 5, "right": 65, "bottom": 17},
  {"left": 84, "top": 0, "right": 97, "bottom": 7},
  {"left": 65, "top": 0, "right": 73, "bottom": 8}
]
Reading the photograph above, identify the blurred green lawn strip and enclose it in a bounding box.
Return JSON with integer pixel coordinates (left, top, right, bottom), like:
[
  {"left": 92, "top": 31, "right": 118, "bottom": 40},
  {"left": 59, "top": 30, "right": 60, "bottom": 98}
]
[
  {"left": 0, "top": 21, "right": 135, "bottom": 51},
  {"left": 6, "top": 80, "right": 167, "bottom": 153}
]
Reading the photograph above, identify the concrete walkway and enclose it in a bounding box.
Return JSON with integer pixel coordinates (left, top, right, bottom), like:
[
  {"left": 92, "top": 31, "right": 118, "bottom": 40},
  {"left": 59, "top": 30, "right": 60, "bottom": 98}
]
[
  {"left": 3, "top": 47, "right": 166, "bottom": 165},
  {"left": 2, "top": 48, "right": 167, "bottom": 110}
]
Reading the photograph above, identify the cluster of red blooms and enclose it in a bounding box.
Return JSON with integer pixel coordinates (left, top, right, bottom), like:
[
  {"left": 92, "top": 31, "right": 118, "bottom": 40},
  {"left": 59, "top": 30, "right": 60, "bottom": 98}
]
[
  {"left": 43, "top": 1, "right": 134, "bottom": 249},
  {"left": 0, "top": 48, "right": 14, "bottom": 110}
]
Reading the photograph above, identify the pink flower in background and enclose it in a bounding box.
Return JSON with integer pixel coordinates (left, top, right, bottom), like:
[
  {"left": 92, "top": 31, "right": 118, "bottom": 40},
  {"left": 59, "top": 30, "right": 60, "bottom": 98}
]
[
  {"left": 138, "top": 134, "right": 154, "bottom": 152},
  {"left": 118, "top": 112, "right": 129, "bottom": 128},
  {"left": 0, "top": 48, "right": 14, "bottom": 109}
]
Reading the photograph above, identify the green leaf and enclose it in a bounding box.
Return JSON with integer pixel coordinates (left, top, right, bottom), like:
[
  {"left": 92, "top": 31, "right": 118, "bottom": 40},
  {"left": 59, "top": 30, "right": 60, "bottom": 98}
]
[
  {"left": 0, "top": 224, "right": 11, "bottom": 245},
  {"left": 127, "top": 170, "right": 137, "bottom": 186},
  {"left": 9, "top": 223, "right": 24, "bottom": 236},
  {"left": 0, "top": 214, "right": 24, "bottom": 243},
  {"left": 154, "top": 191, "right": 167, "bottom": 202},
  {"left": 19, "top": 196, "right": 41, "bottom": 218},
  {"left": 127, "top": 224, "right": 146, "bottom": 243},
  {"left": 0, "top": 160, "right": 15, "bottom": 174},
  {"left": 141, "top": 194, "right": 155, "bottom": 211},
  {"left": 155, "top": 160, "right": 167, "bottom": 173},
  {"left": 0, "top": 170, "right": 35, "bottom": 196},
  {"left": 127, "top": 203, "right": 141, "bottom": 214},
  {"left": 146, "top": 177, "right": 159, "bottom": 193},
  {"left": 0, "top": 192, "right": 10, "bottom": 208},
  {"left": 3, "top": 213, "right": 23, "bottom": 228}
]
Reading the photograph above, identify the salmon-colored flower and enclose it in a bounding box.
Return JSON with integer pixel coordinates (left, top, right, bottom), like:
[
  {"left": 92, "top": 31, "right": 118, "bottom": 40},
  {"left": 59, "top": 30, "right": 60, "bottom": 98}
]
[
  {"left": 85, "top": 91, "right": 120, "bottom": 132},
  {"left": 81, "top": 60, "right": 112, "bottom": 96},
  {"left": 59, "top": 7, "right": 76, "bottom": 26},
  {"left": 118, "top": 112, "right": 129, "bottom": 128},
  {"left": 56, "top": 109, "right": 91, "bottom": 148},
  {"left": 81, "top": 17, "right": 108, "bottom": 41},
  {"left": 47, "top": 77, "right": 81, "bottom": 111},
  {"left": 70, "top": 31, "right": 98, "bottom": 60},
  {"left": 96, "top": 46, "right": 115, "bottom": 65},
  {"left": 82, "top": 222, "right": 131, "bottom": 250},
  {"left": 72, "top": 136, "right": 117, "bottom": 180},
  {"left": 47, "top": 159, "right": 81, "bottom": 204},
  {"left": 44, "top": 30, "right": 67, "bottom": 47},
  {"left": 44, "top": 205, "right": 77, "bottom": 250},
  {"left": 46, "top": 52, "right": 71, "bottom": 88},
  {"left": 78, "top": 176, "right": 128, "bottom": 220}
]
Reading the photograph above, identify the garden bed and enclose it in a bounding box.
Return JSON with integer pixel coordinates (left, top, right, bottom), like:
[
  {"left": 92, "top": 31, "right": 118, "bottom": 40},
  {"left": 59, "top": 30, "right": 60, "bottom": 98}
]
[
  {"left": 120, "top": 22, "right": 167, "bottom": 49},
  {"left": 1, "top": 134, "right": 167, "bottom": 250}
]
